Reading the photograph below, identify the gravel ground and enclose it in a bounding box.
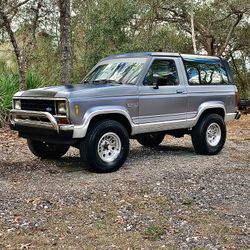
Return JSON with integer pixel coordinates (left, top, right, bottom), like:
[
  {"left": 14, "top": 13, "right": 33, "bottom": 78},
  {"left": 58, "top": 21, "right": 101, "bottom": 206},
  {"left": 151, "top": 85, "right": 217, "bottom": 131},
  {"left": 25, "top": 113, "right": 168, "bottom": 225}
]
[{"left": 0, "top": 116, "right": 249, "bottom": 250}]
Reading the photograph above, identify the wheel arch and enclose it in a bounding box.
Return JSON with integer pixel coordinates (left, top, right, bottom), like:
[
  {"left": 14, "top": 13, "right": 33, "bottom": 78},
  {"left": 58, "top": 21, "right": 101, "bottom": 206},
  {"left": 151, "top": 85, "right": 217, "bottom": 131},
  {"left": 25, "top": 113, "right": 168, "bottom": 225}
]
[
  {"left": 87, "top": 113, "right": 133, "bottom": 136},
  {"left": 198, "top": 107, "right": 225, "bottom": 121},
  {"left": 193, "top": 102, "right": 226, "bottom": 127},
  {"left": 72, "top": 106, "right": 135, "bottom": 139}
]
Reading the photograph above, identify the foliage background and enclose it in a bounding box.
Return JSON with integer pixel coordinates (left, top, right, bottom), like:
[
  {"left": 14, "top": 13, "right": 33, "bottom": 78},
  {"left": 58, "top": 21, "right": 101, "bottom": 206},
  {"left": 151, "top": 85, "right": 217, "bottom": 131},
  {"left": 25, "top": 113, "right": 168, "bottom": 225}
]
[{"left": 0, "top": 0, "right": 249, "bottom": 125}]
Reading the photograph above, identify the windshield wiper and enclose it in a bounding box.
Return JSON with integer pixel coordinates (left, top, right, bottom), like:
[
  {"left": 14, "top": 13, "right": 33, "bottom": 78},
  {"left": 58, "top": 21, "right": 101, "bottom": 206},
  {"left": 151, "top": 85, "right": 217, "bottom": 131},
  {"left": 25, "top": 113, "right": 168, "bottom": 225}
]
[{"left": 84, "top": 79, "right": 123, "bottom": 84}]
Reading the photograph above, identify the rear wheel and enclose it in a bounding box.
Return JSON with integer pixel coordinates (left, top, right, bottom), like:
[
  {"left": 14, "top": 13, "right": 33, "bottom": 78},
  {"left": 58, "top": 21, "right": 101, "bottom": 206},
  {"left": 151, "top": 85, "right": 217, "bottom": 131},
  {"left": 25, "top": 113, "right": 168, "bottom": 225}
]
[
  {"left": 80, "top": 120, "right": 129, "bottom": 173},
  {"left": 27, "top": 139, "right": 69, "bottom": 159},
  {"left": 191, "top": 114, "right": 226, "bottom": 155},
  {"left": 136, "top": 132, "right": 165, "bottom": 147}
]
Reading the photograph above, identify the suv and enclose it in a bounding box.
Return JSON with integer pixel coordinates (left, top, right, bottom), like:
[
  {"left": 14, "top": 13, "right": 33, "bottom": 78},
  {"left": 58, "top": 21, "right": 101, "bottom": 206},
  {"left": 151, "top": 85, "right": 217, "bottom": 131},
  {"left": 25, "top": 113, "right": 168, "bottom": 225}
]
[{"left": 10, "top": 52, "right": 241, "bottom": 173}]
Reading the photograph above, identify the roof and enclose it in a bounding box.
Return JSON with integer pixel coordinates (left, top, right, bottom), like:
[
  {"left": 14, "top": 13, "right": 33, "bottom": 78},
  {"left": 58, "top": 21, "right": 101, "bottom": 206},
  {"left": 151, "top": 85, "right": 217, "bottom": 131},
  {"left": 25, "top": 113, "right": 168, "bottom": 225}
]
[
  {"left": 101, "top": 52, "right": 180, "bottom": 60},
  {"left": 181, "top": 54, "right": 220, "bottom": 62},
  {"left": 101, "top": 52, "right": 220, "bottom": 61}
]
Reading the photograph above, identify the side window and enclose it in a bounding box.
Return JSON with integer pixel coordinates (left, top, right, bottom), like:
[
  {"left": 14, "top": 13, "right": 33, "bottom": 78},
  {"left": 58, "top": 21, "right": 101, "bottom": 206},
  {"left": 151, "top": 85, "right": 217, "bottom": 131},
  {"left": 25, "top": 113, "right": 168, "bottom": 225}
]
[
  {"left": 143, "top": 59, "right": 179, "bottom": 86},
  {"left": 184, "top": 60, "right": 229, "bottom": 85}
]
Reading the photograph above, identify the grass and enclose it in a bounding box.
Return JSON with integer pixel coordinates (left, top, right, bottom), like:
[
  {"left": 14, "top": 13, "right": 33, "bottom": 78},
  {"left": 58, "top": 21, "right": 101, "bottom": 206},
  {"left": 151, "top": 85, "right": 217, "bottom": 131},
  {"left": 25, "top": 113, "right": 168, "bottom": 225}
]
[
  {"left": 182, "top": 199, "right": 194, "bottom": 206},
  {"left": 143, "top": 225, "right": 166, "bottom": 240},
  {"left": 0, "top": 72, "right": 45, "bottom": 126}
]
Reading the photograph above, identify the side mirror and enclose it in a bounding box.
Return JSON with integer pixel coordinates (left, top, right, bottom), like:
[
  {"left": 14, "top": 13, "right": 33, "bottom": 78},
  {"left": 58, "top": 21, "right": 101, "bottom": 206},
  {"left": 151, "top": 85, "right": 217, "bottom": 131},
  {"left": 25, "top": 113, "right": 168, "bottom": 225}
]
[
  {"left": 153, "top": 78, "right": 167, "bottom": 89},
  {"left": 153, "top": 81, "right": 159, "bottom": 89}
]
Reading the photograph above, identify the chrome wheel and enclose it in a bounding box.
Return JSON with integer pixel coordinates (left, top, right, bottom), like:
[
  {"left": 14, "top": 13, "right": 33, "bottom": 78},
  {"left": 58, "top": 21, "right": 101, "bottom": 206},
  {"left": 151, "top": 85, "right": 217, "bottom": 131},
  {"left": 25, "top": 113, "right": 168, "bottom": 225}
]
[
  {"left": 97, "top": 132, "right": 121, "bottom": 162},
  {"left": 206, "top": 123, "right": 221, "bottom": 147}
]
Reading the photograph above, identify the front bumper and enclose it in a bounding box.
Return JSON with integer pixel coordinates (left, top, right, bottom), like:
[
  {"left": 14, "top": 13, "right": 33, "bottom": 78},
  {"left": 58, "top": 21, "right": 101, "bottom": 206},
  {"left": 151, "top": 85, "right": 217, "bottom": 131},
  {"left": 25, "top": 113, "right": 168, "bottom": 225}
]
[
  {"left": 9, "top": 109, "right": 61, "bottom": 131},
  {"left": 9, "top": 109, "right": 75, "bottom": 144}
]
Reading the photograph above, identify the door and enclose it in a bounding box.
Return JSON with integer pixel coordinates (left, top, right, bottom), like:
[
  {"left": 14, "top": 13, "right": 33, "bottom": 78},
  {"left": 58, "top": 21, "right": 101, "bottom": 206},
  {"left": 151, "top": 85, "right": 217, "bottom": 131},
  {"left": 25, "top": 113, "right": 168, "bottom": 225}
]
[{"left": 137, "top": 57, "right": 188, "bottom": 133}]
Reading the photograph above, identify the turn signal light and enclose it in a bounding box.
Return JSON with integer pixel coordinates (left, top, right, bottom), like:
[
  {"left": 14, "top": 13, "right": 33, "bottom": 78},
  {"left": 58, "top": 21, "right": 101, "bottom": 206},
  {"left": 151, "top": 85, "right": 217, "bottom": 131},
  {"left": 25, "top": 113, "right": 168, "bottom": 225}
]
[
  {"left": 58, "top": 118, "right": 70, "bottom": 124},
  {"left": 75, "top": 105, "right": 79, "bottom": 115}
]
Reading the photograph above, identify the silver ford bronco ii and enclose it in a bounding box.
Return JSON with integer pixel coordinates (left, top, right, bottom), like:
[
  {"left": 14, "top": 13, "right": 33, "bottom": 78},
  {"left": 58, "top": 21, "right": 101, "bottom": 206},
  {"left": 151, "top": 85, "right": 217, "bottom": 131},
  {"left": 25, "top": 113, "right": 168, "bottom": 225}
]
[{"left": 10, "top": 52, "right": 241, "bottom": 172}]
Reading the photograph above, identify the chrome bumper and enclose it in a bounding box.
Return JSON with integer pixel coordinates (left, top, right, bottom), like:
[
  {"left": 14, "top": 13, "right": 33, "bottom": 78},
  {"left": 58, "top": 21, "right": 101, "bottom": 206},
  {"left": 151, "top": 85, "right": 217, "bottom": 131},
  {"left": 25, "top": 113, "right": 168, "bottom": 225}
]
[
  {"left": 9, "top": 109, "right": 73, "bottom": 133},
  {"left": 225, "top": 112, "right": 241, "bottom": 122}
]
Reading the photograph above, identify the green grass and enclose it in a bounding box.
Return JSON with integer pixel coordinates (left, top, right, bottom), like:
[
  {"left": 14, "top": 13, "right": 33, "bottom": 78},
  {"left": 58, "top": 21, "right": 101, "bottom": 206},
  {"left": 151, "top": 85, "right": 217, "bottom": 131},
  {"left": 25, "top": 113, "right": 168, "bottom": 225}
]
[
  {"left": 0, "top": 72, "right": 45, "bottom": 126},
  {"left": 143, "top": 225, "right": 165, "bottom": 240}
]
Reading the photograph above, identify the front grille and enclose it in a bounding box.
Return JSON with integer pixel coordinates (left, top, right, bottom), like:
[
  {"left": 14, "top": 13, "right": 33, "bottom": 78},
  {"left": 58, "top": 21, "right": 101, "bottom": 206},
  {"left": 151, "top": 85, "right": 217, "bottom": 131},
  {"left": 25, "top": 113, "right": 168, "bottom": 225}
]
[{"left": 21, "top": 99, "right": 56, "bottom": 115}]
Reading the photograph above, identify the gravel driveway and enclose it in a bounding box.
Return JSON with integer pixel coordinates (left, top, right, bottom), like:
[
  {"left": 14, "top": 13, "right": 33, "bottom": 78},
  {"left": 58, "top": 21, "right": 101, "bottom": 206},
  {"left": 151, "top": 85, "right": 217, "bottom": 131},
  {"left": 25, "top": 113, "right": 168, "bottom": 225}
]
[{"left": 0, "top": 116, "right": 249, "bottom": 250}]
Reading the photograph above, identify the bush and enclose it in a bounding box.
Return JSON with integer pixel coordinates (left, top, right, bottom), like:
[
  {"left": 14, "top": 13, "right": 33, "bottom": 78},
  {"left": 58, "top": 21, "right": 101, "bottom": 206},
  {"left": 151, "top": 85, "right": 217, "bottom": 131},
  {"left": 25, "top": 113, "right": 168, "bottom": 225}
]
[
  {"left": 0, "top": 74, "right": 19, "bottom": 126},
  {"left": 0, "top": 72, "right": 45, "bottom": 127}
]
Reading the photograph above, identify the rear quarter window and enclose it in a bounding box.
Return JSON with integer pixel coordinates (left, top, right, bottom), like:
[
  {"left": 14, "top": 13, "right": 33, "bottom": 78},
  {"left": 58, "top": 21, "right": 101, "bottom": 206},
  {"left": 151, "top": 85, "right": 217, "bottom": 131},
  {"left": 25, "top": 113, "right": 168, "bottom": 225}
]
[{"left": 184, "top": 59, "right": 229, "bottom": 85}]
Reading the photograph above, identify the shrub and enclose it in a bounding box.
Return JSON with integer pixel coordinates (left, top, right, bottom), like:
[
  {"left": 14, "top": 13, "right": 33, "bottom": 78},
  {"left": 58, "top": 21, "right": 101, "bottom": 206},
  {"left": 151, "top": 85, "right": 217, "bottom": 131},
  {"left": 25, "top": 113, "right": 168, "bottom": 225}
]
[{"left": 0, "top": 72, "right": 44, "bottom": 127}]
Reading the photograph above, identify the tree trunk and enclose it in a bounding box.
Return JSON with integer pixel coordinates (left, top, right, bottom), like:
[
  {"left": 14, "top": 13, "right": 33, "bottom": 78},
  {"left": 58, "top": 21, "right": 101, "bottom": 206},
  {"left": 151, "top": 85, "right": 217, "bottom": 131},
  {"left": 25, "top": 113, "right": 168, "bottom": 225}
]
[
  {"left": 205, "top": 35, "right": 215, "bottom": 56},
  {"left": 24, "top": 1, "right": 42, "bottom": 68},
  {"left": 1, "top": 13, "right": 26, "bottom": 90},
  {"left": 218, "top": 13, "right": 243, "bottom": 56},
  {"left": 59, "top": 0, "right": 72, "bottom": 85},
  {"left": 190, "top": 12, "right": 197, "bottom": 54},
  {"left": 190, "top": 1, "right": 197, "bottom": 54}
]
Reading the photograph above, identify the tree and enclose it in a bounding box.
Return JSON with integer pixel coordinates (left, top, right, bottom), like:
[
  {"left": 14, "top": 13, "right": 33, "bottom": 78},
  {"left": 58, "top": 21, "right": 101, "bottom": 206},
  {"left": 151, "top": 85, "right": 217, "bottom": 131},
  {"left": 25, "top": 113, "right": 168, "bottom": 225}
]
[
  {"left": 154, "top": 0, "right": 250, "bottom": 56},
  {"left": 58, "top": 0, "right": 72, "bottom": 84},
  {"left": 72, "top": 0, "right": 192, "bottom": 77},
  {"left": 0, "top": 0, "right": 249, "bottom": 96},
  {"left": 0, "top": 0, "right": 31, "bottom": 90},
  {"left": 22, "top": 0, "right": 43, "bottom": 68}
]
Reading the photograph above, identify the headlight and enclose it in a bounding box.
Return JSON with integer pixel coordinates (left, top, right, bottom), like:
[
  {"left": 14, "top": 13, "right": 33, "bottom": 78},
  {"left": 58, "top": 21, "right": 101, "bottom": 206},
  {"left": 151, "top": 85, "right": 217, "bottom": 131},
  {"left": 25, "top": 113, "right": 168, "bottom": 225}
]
[
  {"left": 57, "top": 101, "right": 67, "bottom": 115},
  {"left": 14, "top": 100, "right": 21, "bottom": 110}
]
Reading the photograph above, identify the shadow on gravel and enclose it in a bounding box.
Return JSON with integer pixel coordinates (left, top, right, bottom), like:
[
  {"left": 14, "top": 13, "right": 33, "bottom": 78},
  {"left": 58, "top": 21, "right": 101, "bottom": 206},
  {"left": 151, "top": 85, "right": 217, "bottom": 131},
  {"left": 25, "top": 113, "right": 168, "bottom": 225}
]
[
  {"left": 0, "top": 157, "right": 89, "bottom": 177},
  {"left": 51, "top": 145, "right": 196, "bottom": 171},
  {"left": 156, "top": 145, "right": 194, "bottom": 153},
  {"left": 56, "top": 157, "right": 88, "bottom": 172},
  {"left": 130, "top": 144, "right": 195, "bottom": 158},
  {"left": 0, "top": 145, "right": 196, "bottom": 177}
]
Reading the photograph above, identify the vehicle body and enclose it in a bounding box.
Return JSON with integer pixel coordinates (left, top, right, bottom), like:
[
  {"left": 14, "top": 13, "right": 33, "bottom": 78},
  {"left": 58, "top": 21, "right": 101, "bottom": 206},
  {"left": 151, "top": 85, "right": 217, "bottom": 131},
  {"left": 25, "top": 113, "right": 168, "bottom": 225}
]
[{"left": 9, "top": 52, "right": 241, "bottom": 172}]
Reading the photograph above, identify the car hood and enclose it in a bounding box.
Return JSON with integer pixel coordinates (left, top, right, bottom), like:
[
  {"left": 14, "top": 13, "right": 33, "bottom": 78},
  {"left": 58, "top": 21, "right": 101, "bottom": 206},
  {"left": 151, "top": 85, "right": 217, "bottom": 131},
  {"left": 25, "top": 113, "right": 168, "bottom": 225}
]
[{"left": 14, "top": 83, "right": 136, "bottom": 99}]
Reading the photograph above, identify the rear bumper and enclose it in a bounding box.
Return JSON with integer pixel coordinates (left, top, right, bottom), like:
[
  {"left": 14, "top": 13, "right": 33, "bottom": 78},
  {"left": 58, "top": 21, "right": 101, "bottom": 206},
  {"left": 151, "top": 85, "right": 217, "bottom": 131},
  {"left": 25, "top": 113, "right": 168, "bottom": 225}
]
[
  {"left": 225, "top": 111, "right": 241, "bottom": 122},
  {"left": 235, "top": 111, "right": 241, "bottom": 120}
]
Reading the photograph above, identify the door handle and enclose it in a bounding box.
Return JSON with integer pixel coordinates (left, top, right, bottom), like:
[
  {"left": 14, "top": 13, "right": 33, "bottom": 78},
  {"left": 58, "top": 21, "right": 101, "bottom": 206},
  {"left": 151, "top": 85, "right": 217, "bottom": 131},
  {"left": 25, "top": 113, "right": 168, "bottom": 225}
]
[{"left": 176, "top": 89, "right": 185, "bottom": 94}]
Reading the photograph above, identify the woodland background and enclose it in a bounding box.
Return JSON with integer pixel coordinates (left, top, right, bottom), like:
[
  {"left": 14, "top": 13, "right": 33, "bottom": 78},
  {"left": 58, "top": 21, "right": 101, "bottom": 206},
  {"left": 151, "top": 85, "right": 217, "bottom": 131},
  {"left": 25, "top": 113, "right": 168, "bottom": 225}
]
[{"left": 0, "top": 0, "right": 250, "bottom": 124}]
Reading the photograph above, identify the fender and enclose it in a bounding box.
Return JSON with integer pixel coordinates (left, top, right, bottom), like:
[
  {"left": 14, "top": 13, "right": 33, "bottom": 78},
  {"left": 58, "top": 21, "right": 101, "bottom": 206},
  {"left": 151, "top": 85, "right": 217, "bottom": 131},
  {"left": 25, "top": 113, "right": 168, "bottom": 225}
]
[
  {"left": 187, "top": 101, "right": 226, "bottom": 127},
  {"left": 72, "top": 106, "right": 137, "bottom": 138}
]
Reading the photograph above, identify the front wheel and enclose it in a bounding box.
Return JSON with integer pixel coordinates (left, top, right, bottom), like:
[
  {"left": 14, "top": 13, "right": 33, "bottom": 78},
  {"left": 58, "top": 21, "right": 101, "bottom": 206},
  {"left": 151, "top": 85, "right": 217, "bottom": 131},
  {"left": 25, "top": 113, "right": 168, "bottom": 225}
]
[
  {"left": 191, "top": 114, "right": 226, "bottom": 155},
  {"left": 80, "top": 120, "right": 129, "bottom": 173},
  {"left": 27, "top": 139, "right": 69, "bottom": 159}
]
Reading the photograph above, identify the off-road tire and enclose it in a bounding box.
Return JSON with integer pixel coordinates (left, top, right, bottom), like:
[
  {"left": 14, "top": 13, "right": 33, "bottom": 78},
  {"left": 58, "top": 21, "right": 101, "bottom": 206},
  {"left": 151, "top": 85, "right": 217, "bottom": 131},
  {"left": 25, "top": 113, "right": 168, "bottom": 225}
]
[
  {"left": 27, "top": 139, "right": 69, "bottom": 159},
  {"left": 191, "top": 114, "right": 226, "bottom": 155},
  {"left": 80, "top": 120, "right": 129, "bottom": 173},
  {"left": 136, "top": 132, "right": 165, "bottom": 147}
]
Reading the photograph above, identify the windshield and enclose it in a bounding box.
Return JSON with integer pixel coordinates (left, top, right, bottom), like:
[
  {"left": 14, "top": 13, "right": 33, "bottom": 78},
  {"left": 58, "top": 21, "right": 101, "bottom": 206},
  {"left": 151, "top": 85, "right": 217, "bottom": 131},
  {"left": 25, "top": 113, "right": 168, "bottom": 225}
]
[{"left": 83, "top": 60, "right": 145, "bottom": 85}]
